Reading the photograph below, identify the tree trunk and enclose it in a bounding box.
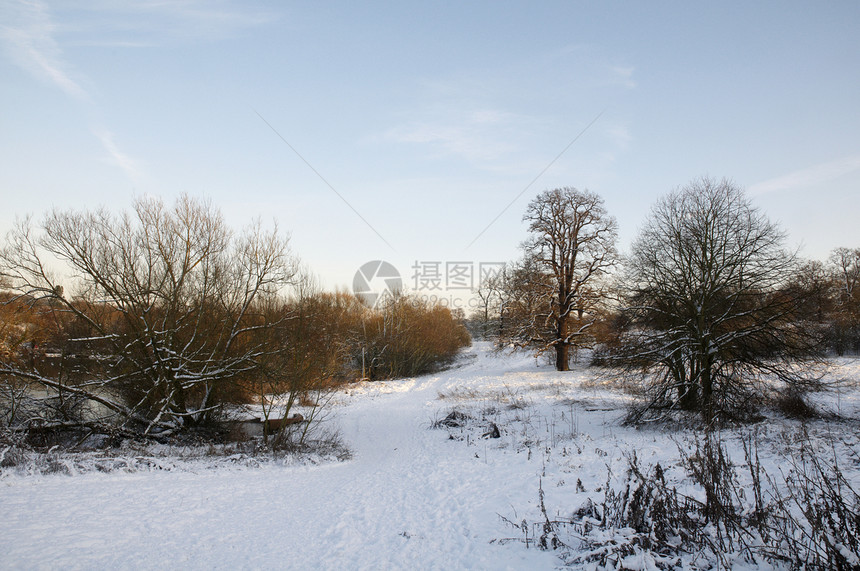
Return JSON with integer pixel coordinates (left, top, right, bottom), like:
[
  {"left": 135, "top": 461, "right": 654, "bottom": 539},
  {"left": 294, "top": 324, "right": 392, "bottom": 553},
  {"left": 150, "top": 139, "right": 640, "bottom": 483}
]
[
  {"left": 555, "top": 342, "right": 569, "bottom": 371},
  {"left": 556, "top": 310, "right": 569, "bottom": 371},
  {"left": 679, "top": 383, "right": 698, "bottom": 410},
  {"left": 700, "top": 355, "right": 713, "bottom": 421},
  {"left": 673, "top": 357, "right": 697, "bottom": 410}
]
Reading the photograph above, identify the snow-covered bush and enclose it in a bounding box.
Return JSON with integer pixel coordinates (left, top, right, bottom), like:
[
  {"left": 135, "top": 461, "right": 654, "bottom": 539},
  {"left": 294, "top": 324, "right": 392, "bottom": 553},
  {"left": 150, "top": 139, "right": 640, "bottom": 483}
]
[{"left": 511, "top": 430, "right": 860, "bottom": 569}]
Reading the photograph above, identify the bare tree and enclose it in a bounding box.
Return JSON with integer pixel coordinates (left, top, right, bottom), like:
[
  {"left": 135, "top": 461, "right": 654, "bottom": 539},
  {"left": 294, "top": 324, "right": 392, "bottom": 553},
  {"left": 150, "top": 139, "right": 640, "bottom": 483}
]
[
  {"left": 0, "top": 195, "right": 297, "bottom": 436},
  {"left": 827, "top": 247, "right": 860, "bottom": 354},
  {"left": 470, "top": 271, "right": 504, "bottom": 340},
  {"left": 622, "top": 177, "right": 821, "bottom": 422},
  {"left": 514, "top": 187, "right": 617, "bottom": 371},
  {"left": 830, "top": 247, "right": 860, "bottom": 302},
  {"left": 495, "top": 256, "right": 546, "bottom": 347}
]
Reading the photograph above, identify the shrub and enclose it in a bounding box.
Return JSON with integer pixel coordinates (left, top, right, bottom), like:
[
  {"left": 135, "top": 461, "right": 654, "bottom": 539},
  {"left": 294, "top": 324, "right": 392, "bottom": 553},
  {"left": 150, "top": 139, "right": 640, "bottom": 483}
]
[{"left": 506, "top": 429, "right": 860, "bottom": 569}]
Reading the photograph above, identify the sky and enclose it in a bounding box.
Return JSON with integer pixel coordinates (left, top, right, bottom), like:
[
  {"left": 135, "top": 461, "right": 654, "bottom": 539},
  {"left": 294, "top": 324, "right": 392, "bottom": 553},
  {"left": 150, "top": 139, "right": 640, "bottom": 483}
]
[{"left": 2, "top": 1, "right": 859, "bottom": 303}]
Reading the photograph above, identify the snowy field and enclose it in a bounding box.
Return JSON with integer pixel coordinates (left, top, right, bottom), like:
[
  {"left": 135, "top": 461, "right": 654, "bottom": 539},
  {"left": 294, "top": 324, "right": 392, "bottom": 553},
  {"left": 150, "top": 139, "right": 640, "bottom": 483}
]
[{"left": 2, "top": 342, "right": 859, "bottom": 570}]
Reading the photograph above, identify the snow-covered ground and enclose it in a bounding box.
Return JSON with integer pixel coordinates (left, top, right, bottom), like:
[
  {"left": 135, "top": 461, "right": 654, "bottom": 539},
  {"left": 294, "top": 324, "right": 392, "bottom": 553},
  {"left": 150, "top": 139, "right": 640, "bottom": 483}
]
[{"left": 2, "top": 343, "right": 859, "bottom": 570}]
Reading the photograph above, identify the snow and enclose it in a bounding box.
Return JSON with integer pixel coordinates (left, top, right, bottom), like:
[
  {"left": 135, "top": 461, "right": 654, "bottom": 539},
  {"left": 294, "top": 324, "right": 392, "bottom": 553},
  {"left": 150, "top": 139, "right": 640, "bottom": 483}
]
[{"left": 1, "top": 344, "right": 858, "bottom": 570}]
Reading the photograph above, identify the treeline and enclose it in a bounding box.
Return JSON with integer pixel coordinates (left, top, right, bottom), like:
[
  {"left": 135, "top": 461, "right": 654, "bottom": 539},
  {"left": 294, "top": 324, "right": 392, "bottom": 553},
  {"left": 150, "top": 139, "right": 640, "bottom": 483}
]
[
  {"left": 474, "top": 230, "right": 860, "bottom": 361},
  {"left": 473, "top": 216, "right": 860, "bottom": 360},
  {"left": 0, "top": 196, "right": 469, "bottom": 444},
  {"left": 468, "top": 179, "right": 860, "bottom": 422},
  {"left": 796, "top": 248, "right": 860, "bottom": 355}
]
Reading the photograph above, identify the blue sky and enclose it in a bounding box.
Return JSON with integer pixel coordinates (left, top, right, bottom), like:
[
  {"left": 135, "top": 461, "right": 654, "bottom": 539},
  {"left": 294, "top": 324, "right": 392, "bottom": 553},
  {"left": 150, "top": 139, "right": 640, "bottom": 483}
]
[{"left": 2, "top": 1, "right": 859, "bottom": 296}]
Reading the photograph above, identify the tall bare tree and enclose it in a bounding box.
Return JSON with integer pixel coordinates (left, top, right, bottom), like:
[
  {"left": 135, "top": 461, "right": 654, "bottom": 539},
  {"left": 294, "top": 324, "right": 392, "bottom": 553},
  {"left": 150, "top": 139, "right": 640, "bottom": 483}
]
[
  {"left": 0, "top": 195, "right": 297, "bottom": 435},
  {"left": 622, "top": 177, "right": 821, "bottom": 422},
  {"left": 830, "top": 247, "right": 860, "bottom": 302},
  {"left": 516, "top": 187, "right": 618, "bottom": 371},
  {"left": 827, "top": 247, "right": 860, "bottom": 354},
  {"left": 471, "top": 279, "right": 499, "bottom": 340}
]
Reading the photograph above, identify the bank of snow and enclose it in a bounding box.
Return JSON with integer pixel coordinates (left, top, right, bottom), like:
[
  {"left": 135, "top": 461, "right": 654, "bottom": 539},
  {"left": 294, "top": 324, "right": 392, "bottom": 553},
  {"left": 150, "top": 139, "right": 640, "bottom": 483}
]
[{"left": 1, "top": 343, "right": 858, "bottom": 570}]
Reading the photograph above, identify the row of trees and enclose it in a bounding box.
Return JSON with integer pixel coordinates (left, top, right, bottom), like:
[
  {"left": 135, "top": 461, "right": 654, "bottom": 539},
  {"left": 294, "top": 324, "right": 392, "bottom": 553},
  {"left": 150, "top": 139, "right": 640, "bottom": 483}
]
[
  {"left": 0, "top": 196, "right": 469, "bottom": 443},
  {"left": 471, "top": 179, "right": 859, "bottom": 422},
  {"left": 3, "top": 182, "right": 855, "bottom": 433},
  {"left": 798, "top": 246, "right": 860, "bottom": 355}
]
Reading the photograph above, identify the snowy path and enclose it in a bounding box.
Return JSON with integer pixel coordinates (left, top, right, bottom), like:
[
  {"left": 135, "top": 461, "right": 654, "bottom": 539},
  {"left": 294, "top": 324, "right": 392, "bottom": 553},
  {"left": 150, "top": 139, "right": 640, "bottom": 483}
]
[
  {"left": 1, "top": 344, "right": 561, "bottom": 570},
  {"left": 4, "top": 345, "right": 860, "bottom": 569}
]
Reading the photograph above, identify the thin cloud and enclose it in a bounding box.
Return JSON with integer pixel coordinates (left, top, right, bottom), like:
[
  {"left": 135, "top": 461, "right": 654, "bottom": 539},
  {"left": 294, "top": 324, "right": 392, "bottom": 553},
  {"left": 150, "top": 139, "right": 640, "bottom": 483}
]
[
  {"left": 383, "top": 111, "right": 521, "bottom": 163},
  {"left": 749, "top": 154, "right": 860, "bottom": 196},
  {"left": 469, "top": 109, "right": 515, "bottom": 125},
  {"left": 0, "top": 0, "right": 87, "bottom": 99},
  {"left": 551, "top": 45, "right": 637, "bottom": 90},
  {"left": 0, "top": 1, "right": 269, "bottom": 181},
  {"left": 93, "top": 128, "right": 142, "bottom": 180},
  {"left": 610, "top": 66, "right": 637, "bottom": 89},
  {"left": 63, "top": 0, "right": 277, "bottom": 46},
  {"left": 67, "top": 39, "right": 158, "bottom": 49},
  {"left": 384, "top": 123, "right": 514, "bottom": 161},
  {"left": 606, "top": 124, "right": 632, "bottom": 150}
]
